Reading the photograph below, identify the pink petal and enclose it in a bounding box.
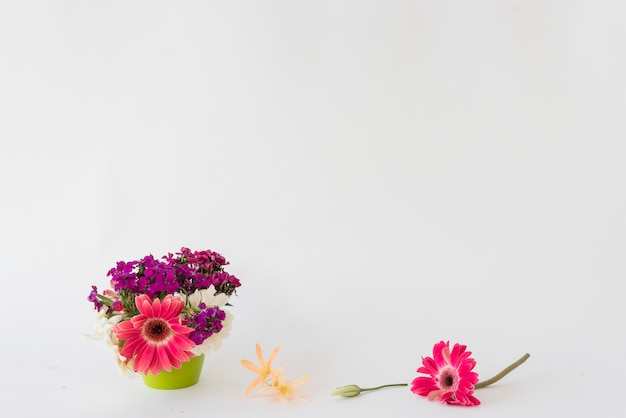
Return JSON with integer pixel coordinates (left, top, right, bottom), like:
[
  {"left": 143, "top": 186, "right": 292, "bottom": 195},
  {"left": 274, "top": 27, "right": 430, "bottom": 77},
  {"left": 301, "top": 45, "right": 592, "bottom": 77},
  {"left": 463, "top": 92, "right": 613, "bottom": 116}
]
[
  {"left": 162, "top": 296, "right": 183, "bottom": 319},
  {"left": 432, "top": 341, "right": 449, "bottom": 367},
  {"left": 114, "top": 321, "right": 139, "bottom": 340},
  {"left": 161, "top": 296, "right": 173, "bottom": 317},
  {"left": 170, "top": 323, "right": 193, "bottom": 335},
  {"left": 136, "top": 295, "right": 153, "bottom": 316},
  {"left": 134, "top": 343, "right": 156, "bottom": 374},
  {"left": 458, "top": 361, "right": 475, "bottom": 376},
  {"left": 166, "top": 340, "right": 190, "bottom": 363},
  {"left": 131, "top": 315, "right": 148, "bottom": 328},
  {"left": 420, "top": 357, "right": 439, "bottom": 376},
  {"left": 172, "top": 334, "right": 195, "bottom": 351},
  {"left": 148, "top": 347, "right": 162, "bottom": 375},
  {"left": 157, "top": 345, "right": 173, "bottom": 372},
  {"left": 427, "top": 389, "right": 446, "bottom": 401},
  {"left": 151, "top": 297, "right": 162, "bottom": 318},
  {"left": 467, "top": 394, "right": 481, "bottom": 406},
  {"left": 440, "top": 391, "right": 454, "bottom": 403},
  {"left": 411, "top": 376, "right": 439, "bottom": 396},
  {"left": 450, "top": 343, "right": 462, "bottom": 366},
  {"left": 120, "top": 338, "right": 146, "bottom": 359}
]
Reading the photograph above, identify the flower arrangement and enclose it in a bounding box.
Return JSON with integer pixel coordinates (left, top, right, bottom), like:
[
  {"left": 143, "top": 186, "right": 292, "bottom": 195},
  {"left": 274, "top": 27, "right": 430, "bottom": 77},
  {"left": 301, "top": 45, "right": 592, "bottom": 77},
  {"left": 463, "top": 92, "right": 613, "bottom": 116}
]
[
  {"left": 332, "top": 340, "right": 530, "bottom": 407},
  {"left": 87, "top": 247, "right": 241, "bottom": 377}
]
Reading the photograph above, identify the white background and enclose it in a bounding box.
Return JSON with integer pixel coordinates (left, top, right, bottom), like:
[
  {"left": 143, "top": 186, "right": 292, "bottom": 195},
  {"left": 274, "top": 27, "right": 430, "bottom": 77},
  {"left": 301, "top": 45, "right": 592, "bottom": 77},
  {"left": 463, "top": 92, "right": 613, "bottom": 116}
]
[{"left": 1, "top": 1, "right": 624, "bottom": 417}]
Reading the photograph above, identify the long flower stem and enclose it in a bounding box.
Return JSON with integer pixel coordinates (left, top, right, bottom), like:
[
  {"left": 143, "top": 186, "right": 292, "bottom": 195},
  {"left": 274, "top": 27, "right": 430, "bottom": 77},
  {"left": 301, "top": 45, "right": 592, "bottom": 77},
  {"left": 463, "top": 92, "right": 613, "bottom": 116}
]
[
  {"left": 361, "top": 383, "right": 408, "bottom": 392},
  {"left": 474, "top": 353, "right": 530, "bottom": 389}
]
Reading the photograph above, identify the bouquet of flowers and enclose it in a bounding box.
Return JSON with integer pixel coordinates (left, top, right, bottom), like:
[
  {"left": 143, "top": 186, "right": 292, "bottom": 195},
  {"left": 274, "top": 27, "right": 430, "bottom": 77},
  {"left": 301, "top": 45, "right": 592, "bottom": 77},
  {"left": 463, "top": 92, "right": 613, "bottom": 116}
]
[{"left": 87, "top": 247, "right": 241, "bottom": 376}]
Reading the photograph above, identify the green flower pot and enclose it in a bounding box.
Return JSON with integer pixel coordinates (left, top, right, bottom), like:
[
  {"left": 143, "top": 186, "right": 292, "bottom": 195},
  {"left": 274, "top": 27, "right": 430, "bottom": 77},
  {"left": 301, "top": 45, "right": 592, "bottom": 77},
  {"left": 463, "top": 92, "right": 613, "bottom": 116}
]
[{"left": 142, "top": 354, "right": 205, "bottom": 389}]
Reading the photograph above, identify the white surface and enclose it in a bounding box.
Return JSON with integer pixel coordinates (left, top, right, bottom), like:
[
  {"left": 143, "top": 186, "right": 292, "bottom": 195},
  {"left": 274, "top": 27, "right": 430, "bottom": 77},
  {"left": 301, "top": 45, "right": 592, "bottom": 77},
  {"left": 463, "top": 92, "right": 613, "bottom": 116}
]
[{"left": 1, "top": 1, "right": 624, "bottom": 417}]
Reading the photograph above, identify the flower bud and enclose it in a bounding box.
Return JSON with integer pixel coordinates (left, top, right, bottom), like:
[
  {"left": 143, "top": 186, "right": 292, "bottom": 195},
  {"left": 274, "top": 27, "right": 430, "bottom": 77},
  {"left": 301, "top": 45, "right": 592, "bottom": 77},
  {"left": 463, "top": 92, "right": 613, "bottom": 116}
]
[{"left": 331, "top": 384, "right": 362, "bottom": 397}]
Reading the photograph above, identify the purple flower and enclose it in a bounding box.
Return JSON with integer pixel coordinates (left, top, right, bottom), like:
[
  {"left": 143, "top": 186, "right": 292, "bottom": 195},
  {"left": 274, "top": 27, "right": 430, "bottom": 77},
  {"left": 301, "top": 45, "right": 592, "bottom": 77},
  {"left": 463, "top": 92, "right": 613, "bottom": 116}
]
[
  {"left": 87, "top": 285, "right": 103, "bottom": 311},
  {"left": 186, "top": 304, "right": 227, "bottom": 345},
  {"left": 211, "top": 271, "right": 241, "bottom": 296}
]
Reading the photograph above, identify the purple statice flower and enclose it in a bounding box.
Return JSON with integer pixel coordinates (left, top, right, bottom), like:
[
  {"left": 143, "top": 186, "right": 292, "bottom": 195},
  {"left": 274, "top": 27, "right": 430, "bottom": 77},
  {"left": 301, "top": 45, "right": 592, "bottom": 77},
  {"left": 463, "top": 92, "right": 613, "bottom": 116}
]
[
  {"left": 186, "top": 303, "right": 227, "bottom": 345},
  {"left": 173, "top": 247, "right": 227, "bottom": 269},
  {"left": 162, "top": 247, "right": 239, "bottom": 295},
  {"left": 87, "top": 285, "right": 103, "bottom": 311},
  {"left": 136, "top": 255, "right": 163, "bottom": 297},
  {"left": 167, "top": 260, "right": 199, "bottom": 294},
  {"left": 192, "top": 248, "right": 228, "bottom": 271},
  {"left": 210, "top": 271, "right": 241, "bottom": 296},
  {"left": 105, "top": 254, "right": 183, "bottom": 300},
  {"left": 107, "top": 260, "right": 139, "bottom": 293},
  {"left": 92, "top": 247, "right": 240, "bottom": 317}
]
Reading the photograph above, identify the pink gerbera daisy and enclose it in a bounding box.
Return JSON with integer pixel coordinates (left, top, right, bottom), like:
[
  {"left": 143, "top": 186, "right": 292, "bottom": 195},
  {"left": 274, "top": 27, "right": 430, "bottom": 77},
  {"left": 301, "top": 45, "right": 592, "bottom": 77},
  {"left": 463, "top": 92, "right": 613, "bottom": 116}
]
[
  {"left": 113, "top": 294, "right": 196, "bottom": 375},
  {"left": 410, "top": 341, "right": 480, "bottom": 406}
]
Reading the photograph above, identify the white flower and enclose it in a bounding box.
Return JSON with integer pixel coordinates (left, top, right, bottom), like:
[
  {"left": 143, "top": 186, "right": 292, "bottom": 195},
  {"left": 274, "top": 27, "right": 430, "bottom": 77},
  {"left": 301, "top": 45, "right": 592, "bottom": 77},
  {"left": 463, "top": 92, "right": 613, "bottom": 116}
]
[
  {"left": 185, "top": 285, "right": 229, "bottom": 309},
  {"left": 91, "top": 311, "right": 137, "bottom": 376}
]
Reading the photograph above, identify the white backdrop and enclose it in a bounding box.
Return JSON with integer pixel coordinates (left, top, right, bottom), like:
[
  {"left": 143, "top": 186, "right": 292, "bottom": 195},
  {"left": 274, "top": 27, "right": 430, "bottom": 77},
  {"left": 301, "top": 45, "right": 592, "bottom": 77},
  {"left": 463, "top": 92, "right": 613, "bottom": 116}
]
[{"left": 1, "top": 1, "right": 624, "bottom": 417}]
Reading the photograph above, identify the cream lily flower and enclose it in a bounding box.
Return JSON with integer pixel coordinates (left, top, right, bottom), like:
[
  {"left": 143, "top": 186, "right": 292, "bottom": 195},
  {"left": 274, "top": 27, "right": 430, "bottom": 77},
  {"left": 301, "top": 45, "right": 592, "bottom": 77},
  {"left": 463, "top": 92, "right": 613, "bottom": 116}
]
[{"left": 186, "top": 285, "right": 228, "bottom": 309}]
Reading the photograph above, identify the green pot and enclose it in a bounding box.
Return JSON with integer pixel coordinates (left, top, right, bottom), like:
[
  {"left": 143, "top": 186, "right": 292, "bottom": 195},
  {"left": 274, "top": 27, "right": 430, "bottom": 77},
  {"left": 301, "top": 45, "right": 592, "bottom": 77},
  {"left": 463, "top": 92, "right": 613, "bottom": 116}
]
[{"left": 142, "top": 354, "right": 205, "bottom": 390}]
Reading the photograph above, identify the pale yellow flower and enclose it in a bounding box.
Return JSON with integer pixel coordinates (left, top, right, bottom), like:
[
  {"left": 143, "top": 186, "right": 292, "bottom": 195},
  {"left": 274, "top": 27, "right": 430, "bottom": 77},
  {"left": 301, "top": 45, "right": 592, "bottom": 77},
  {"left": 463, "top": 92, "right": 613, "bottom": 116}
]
[
  {"left": 241, "top": 343, "right": 281, "bottom": 396},
  {"left": 271, "top": 367, "right": 311, "bottom": 402}
]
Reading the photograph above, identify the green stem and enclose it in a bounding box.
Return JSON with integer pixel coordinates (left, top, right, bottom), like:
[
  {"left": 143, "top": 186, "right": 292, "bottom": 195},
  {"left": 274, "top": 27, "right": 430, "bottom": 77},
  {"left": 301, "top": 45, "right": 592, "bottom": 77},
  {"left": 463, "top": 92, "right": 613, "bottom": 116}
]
[
  {"left": 361, "top": 383, "right": 408, "bottom": 392},
  {"left": 474, "top": 353, "right": 530, "bottom": 389}
]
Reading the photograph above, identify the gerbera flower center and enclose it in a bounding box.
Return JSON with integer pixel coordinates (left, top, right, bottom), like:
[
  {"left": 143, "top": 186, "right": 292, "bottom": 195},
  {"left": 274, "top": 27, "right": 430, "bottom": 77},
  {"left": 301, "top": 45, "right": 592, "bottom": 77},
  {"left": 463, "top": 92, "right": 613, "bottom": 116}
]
[
  {"left": 143, "top": 318, "right": 172, "bottom": 342},
  {"left": 438, "top": 367, "right": 459, "bottom": 391}
]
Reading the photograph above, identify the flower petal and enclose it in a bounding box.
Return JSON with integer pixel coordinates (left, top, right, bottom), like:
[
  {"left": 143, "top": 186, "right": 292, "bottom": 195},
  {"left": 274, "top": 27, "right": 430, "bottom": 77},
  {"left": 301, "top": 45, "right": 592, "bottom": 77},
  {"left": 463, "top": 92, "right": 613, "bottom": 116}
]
[
  {"left": 427, "top": 389, "right": 446, "bottom": 401},
  {"left": 241, "top": 359, "right": 261, "bottom": 373},
  {"left": 134, "top": 343, "right": 155, "bottom": 374}
]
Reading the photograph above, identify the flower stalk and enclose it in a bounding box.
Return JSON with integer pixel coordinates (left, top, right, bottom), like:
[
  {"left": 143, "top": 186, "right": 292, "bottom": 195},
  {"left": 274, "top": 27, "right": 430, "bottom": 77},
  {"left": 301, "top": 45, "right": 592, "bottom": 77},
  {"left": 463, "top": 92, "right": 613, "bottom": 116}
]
[
  {"left": 473, "top": 353, "right": 530, "bottom": 389},
  {"left": 361, "top": 383, "right": 408, "bottom": 392},
  {"left": 332, "top": 384, "right": 408, "bottom": 397}
]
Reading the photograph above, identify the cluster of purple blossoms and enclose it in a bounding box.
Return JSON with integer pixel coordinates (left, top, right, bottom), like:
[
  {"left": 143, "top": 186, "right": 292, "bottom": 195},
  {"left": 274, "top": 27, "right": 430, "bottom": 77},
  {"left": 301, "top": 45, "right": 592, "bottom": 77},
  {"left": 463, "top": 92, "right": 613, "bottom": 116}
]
[
  {"left": 107, "top": 255, "right": 180, "bottom": 300},
  {"left": 162, "top": 247, "right": 241, "bottom": 297},
  {"left": 101, "top": 247, "right": 241, "bottom": 301},
  {"left": 185, "top": 303, "right": 227, "bottom": 345},
  {"left": 88, "top": 247, "right": 241, "bottom": 345}
]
